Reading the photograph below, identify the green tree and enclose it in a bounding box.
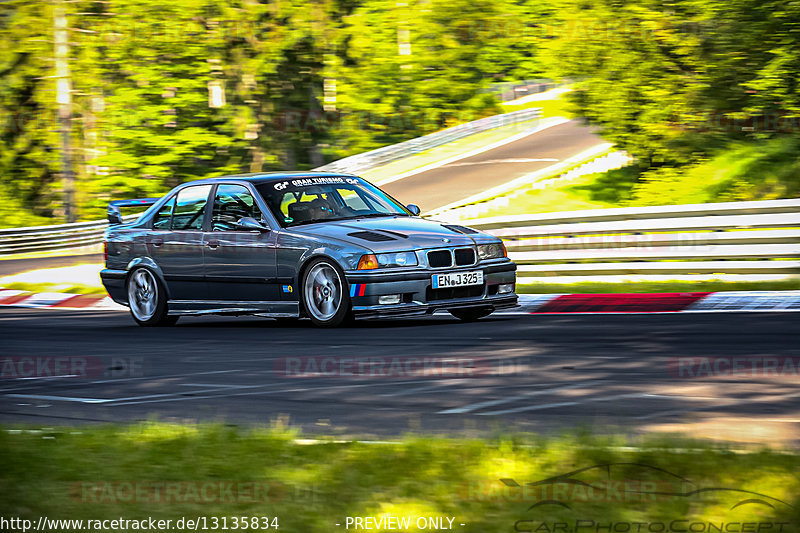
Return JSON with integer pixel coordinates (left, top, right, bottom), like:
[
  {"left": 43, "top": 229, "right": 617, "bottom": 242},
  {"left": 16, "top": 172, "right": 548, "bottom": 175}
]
[
  {"left": 0, "top": 1, "right": 66, "bottom": 223},
  {"left": 540, "top": 0, "right": 800, "bottom": 202},
  {"left": 0, "top": 0, "right": 557, "bottom": 224}
]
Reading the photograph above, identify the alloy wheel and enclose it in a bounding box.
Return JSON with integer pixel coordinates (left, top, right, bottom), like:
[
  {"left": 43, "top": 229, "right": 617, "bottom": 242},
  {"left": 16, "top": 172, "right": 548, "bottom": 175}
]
[
  {"left": 303, "top": 262, "right": 343, "bottom": 322},
  {"left": 128, "top": 268, "right": 158, "bottom": 321}
]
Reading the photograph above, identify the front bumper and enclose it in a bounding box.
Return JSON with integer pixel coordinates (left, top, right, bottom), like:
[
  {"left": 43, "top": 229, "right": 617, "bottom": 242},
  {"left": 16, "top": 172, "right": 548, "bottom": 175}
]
[{"left": 346, "top": 261, "right": 518, "bottom": 319}]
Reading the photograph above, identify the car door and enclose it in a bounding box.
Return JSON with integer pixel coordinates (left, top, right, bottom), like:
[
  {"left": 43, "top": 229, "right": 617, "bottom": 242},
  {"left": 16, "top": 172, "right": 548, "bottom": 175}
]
[
  {"left": 146, "top": 184, "right": 212, "bottom": 301},
  {"left": 203, "top": 183, "right": 279, "bottom": 302}
]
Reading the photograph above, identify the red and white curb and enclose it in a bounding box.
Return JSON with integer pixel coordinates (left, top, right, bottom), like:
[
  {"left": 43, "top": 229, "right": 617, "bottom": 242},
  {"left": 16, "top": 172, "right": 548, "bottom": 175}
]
[
  {"left": 0, "top": 289, "right": 119, "bottom": 310},
  {"left": 1, "top": 288, "right": 799, "bottom": 313},
  {"left": 514, "top": 291, "right": 800, "bottom": 314}
]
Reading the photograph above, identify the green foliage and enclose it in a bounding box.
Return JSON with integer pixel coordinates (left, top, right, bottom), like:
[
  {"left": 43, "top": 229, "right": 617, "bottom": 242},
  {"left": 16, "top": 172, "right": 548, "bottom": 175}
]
[
  {"left": 482, "top": 134, "right": 800, "bottom": 215},
  {"left": 0, "top": 2, "right": 63, "bottom": 219},
  {"left": 326, "top": 0, "right": 552, "bottom": 158},
  {"left": 0, "top": 0, "right": 551, "bottom": 224},
  {"left": 2, "top": 423, "right": 799, "bottom": 528},
  {"left": 632, "top": 136, "right": 800, "bottom": 205},
  {"left": 1, "top": 281, "right": 106, "bottom": 294},
  {"left": 539, "top": 0, "right": 800, "bottom": 197},
  {"left": 4, "top": 0, "right": 799, "bottom": 225}
]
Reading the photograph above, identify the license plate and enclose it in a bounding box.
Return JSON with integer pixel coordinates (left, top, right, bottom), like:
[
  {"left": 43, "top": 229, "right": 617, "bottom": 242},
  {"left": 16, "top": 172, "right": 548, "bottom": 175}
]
[{"left": 432, "top": 270, "right": 484, "bottom": 289}]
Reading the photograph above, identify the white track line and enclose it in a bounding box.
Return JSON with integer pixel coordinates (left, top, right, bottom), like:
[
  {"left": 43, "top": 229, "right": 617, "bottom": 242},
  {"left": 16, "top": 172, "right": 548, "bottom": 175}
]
[
  {"left": 480, "top": 392, "right": 672, "bottom": 416},
  {"left": 380, "top": 380, "right": 459, "bottom": 397},
  {"left": 106, "top": 378, "right": 438, "bottom": 407},
  {"left": 636, "top": 390, "right": 800, "bottom": 420},
  {"left": 6, "top": 394, "right": 113, "bottom": 404},
  {"left": 437, "top": 381, "right": 604, "bottom": 415},
  {"left": 87, "top": 369, "right": 241, "bottom": 385}
]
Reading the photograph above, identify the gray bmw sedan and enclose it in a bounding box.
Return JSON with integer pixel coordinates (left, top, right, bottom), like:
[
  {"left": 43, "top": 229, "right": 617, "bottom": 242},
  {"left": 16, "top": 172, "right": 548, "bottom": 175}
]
[{"left": 101, "top": 172, "right": 518, "bottom": 327}]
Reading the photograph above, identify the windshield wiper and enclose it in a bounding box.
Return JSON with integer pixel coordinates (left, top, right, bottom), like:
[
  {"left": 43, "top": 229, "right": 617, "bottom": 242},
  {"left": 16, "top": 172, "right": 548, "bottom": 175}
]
[
  {"left": 287, "top": 213, "right": 407, "bottom": 227},
  {"left": 338, "top": 213, "right": 405, "bottom": 220}
]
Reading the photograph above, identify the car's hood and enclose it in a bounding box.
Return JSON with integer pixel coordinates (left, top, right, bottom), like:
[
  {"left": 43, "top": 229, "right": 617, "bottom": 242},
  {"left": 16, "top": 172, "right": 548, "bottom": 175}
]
[{"left": 291, "top": 216, "right": 477, "bottom": 252}]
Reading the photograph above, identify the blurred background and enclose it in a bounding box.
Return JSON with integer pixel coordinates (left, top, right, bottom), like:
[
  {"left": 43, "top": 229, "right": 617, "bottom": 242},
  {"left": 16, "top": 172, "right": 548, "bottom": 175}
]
[
  {"left": 2, "top": 4, "right": 800, "bottom": 524},
  {"left": 1, "top": 0, "right": 798, "bottom": 227}
]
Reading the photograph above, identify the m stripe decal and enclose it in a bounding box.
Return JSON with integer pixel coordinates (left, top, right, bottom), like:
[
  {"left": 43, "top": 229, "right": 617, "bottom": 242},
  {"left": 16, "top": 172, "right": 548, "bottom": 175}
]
[{"left": 350, "top": 284, "right": 367, "bottom": 297}]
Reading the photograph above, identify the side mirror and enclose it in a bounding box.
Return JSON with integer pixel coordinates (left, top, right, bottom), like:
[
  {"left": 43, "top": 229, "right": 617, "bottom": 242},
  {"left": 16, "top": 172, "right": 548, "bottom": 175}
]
[
  {"left": 406, "top": 204, "right": 421, "bottom": 216},
  {"left": 107, "top": 205, "right": 123, "bottom": 225},
  {"left": 235, "top": 217, "right": 270, "bottom": 232}
]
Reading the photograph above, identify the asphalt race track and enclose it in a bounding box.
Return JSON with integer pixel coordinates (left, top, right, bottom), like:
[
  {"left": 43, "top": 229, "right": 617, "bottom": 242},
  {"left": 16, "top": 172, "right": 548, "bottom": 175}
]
[
  {"left": 381, "top": 120, "right": 602, "bottom": 212},
  {"left": 2, "top": 308, "right": 798, "bottom": 443}
]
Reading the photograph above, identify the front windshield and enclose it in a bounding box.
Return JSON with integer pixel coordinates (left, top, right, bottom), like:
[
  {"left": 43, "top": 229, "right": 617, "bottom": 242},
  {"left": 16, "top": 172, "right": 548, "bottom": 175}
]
[{"left": 256, "top": 176, "right": 410, "bottom": 227}]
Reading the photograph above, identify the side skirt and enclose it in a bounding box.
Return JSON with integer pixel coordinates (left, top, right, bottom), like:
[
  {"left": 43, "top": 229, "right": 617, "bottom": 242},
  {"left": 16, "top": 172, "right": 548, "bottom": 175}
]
[{"left": 168, "top": 300, "right": 300, "bottom": 317}]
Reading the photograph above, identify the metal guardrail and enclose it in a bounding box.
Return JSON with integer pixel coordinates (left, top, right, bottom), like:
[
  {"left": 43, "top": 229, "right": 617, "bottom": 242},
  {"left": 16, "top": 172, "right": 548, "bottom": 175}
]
[
  {"left": 458, "top": 198, "right": 800, "bottom": 280},
  {"left": 315, "top": 108, "right": 541, "bottom": 175},
  {"left": 2, "top": 196, "right": 799, "bottom": 280},
  {"left": 0, "top": 215, "right": 138, "bottom": 255}
]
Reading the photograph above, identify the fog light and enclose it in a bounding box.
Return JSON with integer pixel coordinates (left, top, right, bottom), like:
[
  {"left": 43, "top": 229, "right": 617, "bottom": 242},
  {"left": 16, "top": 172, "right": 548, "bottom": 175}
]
[
  {"left": 498, "top": 283, "right": 514, "bottom": 294},
  {"left": 378, "top": 294, "right": 402, "bottom": 305}
]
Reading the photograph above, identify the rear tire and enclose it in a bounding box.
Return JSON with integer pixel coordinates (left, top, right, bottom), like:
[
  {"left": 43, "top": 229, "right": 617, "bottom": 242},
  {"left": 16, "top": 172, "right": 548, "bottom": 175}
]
[
  {"left": 126, "top": 267, "right": 178, "bottom": 327},
  {"left": 449, "top": 307, "right": 493, "bottom": 322},
  {"left": 301, "top": 258, "right": 352, "bottom": 327}
]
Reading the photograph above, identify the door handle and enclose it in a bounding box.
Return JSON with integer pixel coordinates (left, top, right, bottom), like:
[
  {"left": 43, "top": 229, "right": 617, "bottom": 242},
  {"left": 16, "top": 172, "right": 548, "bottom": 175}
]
[
  {"left": 206, "top": 239, "right": 220, "bottom": 249},
  {"left": 151, "top": 238, "right": 163, "bottom": 247}
]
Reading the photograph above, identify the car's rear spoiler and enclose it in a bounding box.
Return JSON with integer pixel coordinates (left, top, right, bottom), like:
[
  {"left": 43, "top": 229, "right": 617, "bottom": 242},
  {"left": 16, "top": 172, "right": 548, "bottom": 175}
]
[{"left": 107, "top": 198, "right": 160, "bottom": 224}]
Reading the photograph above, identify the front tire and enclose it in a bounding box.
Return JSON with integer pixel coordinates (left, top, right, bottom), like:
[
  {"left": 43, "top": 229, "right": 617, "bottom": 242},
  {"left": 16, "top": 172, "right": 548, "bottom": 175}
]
[
  {"left": 126, "top": 267, "right": 178, "bottom": 327},
  {"left": 301, "top": 258, "right": 352, "bottom": 327},
  {"left": 449, "top": 307, "right": 493, "bottom": 322}
]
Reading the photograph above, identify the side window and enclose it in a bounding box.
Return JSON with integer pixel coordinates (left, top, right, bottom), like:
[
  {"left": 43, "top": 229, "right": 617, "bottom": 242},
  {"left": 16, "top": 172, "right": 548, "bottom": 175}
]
[
  {"left": 212, "top": 184, "right": 263, "bottom": 231},
  {"left": 152, "top": 196, "right": 175, "bottom": 230},
  {"left": 171, "top": 185, "right": 212, "bottom": 231},
  {"left": 337, "top": 188, "right": 370, "bottom": 211}
]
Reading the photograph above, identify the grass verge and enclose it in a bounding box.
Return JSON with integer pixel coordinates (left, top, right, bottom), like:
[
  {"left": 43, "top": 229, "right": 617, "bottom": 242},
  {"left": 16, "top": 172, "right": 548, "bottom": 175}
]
[
  {"left": 501, "top": 94, "right": 573, "bottom": 119},
  {"left": 476, "top": 166, "right": 638, "bottom": 216},
  {"left": 1, "top": 281, "right": 106, "bottom": 295},
  {"left": 478, "top": 136, "right": 800, "bottom": 218},
  {"left": 1, "top": 423, "right": 798, "bottom": 530}
]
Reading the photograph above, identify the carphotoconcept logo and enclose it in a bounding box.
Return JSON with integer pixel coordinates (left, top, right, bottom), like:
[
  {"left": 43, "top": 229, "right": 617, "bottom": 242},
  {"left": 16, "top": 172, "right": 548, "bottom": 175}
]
[{"left": 497, "top": 463, "right": 793, "bottom": 533}]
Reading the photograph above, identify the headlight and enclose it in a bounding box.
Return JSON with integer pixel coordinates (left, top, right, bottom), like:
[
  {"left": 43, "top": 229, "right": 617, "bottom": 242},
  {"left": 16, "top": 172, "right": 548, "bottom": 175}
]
[
  {"left": 375, "top": 251, "right": 418, "bottom": 268},
  {"left": 477, "top": 243, "right": 506, "bottom": 260}
]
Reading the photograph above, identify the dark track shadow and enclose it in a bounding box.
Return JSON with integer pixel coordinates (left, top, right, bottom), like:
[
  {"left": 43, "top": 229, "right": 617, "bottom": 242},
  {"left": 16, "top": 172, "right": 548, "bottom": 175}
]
[{"left": 169, "top": 314, "right": 520, "bottom": 330}]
